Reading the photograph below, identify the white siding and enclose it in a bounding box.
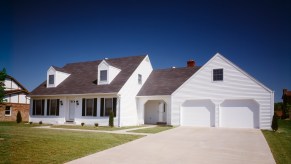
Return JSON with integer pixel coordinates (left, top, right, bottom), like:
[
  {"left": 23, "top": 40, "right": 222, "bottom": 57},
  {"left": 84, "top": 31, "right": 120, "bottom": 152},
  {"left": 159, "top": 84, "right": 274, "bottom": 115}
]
[
  {"left": 118, "top": 56, "right": 153, "bottom": 126},
  {"left": 4, "top": 78, "right": 20, "bottom": 90},
  {"left": 10, "top": 94, "right": 18, "bottom": 103},
  {"left": 19, "top": 94, "right": 27, "bottom": 104},
  {"left": 172, "top": 54, "right": 273, "bottom": 129}
]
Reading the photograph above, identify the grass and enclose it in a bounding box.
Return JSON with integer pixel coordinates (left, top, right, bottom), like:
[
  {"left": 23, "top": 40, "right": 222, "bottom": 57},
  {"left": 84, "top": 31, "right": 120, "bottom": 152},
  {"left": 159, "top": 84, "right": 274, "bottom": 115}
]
[
  {"left": 129, "top": 125, "right": 174, "bottom": 134},
  {"left": 262, "top": 119, "right": 291, "bottom": 164},
  {"left": 52, "top": 125, "right": 143, "bottom": 131},
  {"left": 0, "top": 122, "right": 142, "bottom": 163}
]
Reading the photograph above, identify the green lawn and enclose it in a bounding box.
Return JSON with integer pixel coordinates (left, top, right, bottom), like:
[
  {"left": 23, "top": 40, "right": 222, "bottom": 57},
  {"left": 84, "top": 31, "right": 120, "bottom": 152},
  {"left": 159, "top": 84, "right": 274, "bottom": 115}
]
[
  {"left": 52, "top": 125, "right": 143, "bottom": 131},
  {"left": 129, "top": 125, "right": 174, "bottom": 134},
  {"left": 262, "top": 119, "right": 291, "bottom": 164},
  {"left": 0, "top": 122, "right": 142, "bottom": 163}
]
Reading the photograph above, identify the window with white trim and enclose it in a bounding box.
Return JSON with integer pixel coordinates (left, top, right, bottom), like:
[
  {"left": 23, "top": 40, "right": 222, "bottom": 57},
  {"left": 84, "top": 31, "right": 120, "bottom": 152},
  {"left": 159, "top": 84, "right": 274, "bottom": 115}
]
[
  {"left": 100, "top": 70, "right": 107, "bottom": 81},
  {"left": 138, "top": 74, "right": 142, "bottom": 84},
  {"left": 5, "top": 106, "right": 11, "bottom": 116},
  {"left": 100, "top": 98, "right": 117, "bottom": 117},
  {"left": 213, "top": 69, "right": 223, "bottom": 81},
  {"left": 32, "top": 99, "right": 45, "bottom": 116},
  {"left": 49, "top": 75, "right": 54, "bottom": 84},
  {"left": 82, "top": 98, "right": 97, "bottom": 116},
  {"left": 47, "top": 99, "right": 60, "bottom": 116}
]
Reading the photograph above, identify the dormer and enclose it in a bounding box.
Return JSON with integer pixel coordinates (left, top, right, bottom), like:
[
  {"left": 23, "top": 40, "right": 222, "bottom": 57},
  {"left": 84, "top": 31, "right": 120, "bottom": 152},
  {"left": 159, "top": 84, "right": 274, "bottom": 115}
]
[
  {"left": 98, "top": 60, "right": 121, "bottom": 85},
  {"left": 47, "top": 66, "right": 70, "bottom": 88}
]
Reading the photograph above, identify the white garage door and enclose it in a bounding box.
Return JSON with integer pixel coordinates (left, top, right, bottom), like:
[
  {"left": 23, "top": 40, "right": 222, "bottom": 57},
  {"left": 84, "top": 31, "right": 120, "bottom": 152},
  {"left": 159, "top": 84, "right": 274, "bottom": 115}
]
[
  {"left": 220, "top": 99, "right": 259, "bottom": 128},
  {"left": 181, "top": 100, "right": 215, "bottom": 127}
]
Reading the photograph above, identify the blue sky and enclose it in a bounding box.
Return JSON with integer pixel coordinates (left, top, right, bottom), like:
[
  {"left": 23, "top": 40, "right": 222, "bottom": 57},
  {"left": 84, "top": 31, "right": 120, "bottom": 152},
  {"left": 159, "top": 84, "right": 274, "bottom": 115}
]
[{"left": 0, "top": 0, "right": 290, "bottom": 102}]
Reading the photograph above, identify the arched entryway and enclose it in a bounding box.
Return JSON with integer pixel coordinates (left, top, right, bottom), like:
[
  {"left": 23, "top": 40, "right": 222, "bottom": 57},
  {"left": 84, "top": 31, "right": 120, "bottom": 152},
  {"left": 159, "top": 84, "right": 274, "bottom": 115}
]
[{"left": 144, "top": 100, "right": 167, "bottom": 124}]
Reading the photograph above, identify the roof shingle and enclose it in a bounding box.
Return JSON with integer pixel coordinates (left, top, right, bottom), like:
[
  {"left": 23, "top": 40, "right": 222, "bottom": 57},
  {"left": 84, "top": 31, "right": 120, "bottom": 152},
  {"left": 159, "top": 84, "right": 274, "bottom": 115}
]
[
  {"left": 137, "top": 67, "right": 200, "bottom": 96},
  {"left": 30, "top": 55, "right": 146, "bottom": 96}
]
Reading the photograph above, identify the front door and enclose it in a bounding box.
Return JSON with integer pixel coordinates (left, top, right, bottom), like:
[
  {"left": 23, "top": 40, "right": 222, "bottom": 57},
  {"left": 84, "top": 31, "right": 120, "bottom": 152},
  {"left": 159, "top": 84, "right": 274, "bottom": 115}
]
[{"left": 68, "top": 100, "right": 75, "bottom": 121}]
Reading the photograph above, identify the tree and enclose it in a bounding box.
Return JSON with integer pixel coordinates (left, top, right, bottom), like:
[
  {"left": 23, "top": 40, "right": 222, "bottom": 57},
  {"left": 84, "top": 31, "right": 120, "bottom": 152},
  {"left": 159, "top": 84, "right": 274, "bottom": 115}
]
[
  {"left": 0, "top": 68, "right": 7, "bottom": 104},
  {"left": 271, "top": 114, "right": 278, "bottom": 132},
  {"left": 16, "top": 111, "right": 22, "bottom": 123},
  {"left": 109, "top": 110, "right": 114, "bottom": 127}
]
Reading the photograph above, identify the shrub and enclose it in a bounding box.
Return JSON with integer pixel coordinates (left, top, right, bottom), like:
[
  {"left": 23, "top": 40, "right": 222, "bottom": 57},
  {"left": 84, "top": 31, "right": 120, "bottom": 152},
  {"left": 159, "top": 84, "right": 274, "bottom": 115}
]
[
  {"left": 94, "top": 123, "right": 99, "bottom": 127},
  {"left": 109, "top": 111, "right": 114, "bottom": 127},
  {"left": 39, "top": 121, "right": 42, "bottom": 125},
  {"left": 29, "top": 122, "right": 33, "bottom": 124},
  {"left": 271, "top": 114, "right": 278, "bottom": 132},
  {"left": 16, "top": 111, "right": 22, "bottom": 123},
  {"left": 81, "top": 122, "right": 85, "bottom": 126}
]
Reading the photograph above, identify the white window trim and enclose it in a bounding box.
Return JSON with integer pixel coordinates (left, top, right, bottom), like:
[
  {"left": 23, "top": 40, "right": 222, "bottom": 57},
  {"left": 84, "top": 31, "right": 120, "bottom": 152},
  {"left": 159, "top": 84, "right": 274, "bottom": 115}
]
[
  {"left": 48, "top": 74, "right": 55, "bottom": 85},
  {"left": 47, "top": 99, "right": 59, "bottom": 116},
  {"left": 100, "top": 70, "right": 108, "bottom": 82},
  {"left": 101, "top": 98, "right": 114, "bottom": 117},
  {"left": 85, "top": 98, "right": 95, "bottom": 116},
  {"left": 5, "top": 106, "right": 12, "bottom": 116},
  {"left": 212, "top": 68, "right": 224, "bottom": 82}
]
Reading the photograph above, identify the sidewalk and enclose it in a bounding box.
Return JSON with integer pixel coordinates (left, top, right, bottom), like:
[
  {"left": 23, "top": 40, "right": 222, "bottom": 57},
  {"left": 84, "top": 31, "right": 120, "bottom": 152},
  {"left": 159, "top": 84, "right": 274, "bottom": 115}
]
[{"left": 34, "top": 125, "right": 156, "bottom": 136}]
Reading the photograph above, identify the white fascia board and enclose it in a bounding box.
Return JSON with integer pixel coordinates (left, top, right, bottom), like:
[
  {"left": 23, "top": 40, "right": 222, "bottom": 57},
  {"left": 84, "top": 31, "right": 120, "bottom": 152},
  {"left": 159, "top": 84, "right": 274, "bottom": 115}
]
[{"left": 29, "top": 92, "right": 118, "bottom": 98}]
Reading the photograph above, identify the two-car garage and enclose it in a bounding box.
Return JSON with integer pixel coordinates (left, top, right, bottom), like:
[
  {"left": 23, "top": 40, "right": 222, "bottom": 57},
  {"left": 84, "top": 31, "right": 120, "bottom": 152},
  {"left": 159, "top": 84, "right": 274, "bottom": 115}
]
[{"left": 181, "top": 99, "right": 260, "bottom": 129}]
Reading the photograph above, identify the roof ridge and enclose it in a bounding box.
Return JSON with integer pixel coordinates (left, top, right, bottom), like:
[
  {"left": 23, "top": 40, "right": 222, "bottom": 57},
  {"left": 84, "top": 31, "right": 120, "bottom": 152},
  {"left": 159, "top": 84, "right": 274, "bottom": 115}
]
[
  {"left": 154, "top": 66, "right": 201, "bottom": 71},
  {"left": 64, "top": 54, "right": 147, "bottom": 67}
]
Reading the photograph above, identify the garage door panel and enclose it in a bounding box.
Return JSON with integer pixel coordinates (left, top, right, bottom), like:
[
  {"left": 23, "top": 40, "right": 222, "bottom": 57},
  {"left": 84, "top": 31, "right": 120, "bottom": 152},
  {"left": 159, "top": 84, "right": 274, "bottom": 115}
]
[
  {"left": 181, "top": 100, "right": 215, "bottom": 127},
  {"left": 220, "top": 99, "right": 259, "bottom": 129}
]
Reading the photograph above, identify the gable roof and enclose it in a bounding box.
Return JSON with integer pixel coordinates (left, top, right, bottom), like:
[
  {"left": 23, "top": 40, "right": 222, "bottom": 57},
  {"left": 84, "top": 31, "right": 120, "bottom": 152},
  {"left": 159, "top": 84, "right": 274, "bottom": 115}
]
[
  {"left": 173, "top": 53, "right": 273, "bottom": 95},
  {"left": 51, "top": 66, "right": 70, "bottom": 74},
  {"left": 137, "top": 67, "right": 200, "bottom": 96},
  {"left": 30, "top": 55, "right": 146, "bottom": 96},
  {"left": 6, "top": 75, "right": 29, "bottom": 93}
]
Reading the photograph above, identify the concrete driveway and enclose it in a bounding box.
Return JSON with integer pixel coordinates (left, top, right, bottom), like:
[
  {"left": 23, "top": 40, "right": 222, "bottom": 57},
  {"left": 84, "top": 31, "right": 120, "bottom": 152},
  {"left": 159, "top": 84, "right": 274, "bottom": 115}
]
[{"left": 67, "top": 127, "right": 275, "bottom": 164}]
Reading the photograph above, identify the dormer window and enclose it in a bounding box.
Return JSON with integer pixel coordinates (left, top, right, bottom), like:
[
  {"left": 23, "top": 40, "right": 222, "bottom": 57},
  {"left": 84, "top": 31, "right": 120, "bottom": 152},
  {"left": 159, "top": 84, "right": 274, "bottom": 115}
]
[
  {"left": 49, "top": 75, "right": 55, "bottom": 85},
  {"left": 100, "top": 70, "right": 108, "bottom": 81},
  {"left": 47, "top": 66, "right": 70, "bottom": 88}
]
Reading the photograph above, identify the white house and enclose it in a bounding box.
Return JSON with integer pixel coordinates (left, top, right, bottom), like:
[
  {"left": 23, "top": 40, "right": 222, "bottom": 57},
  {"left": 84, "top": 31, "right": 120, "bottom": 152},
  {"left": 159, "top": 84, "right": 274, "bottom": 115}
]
[{"left": 29, "top": 53, "right": 274, "bottom": 129}]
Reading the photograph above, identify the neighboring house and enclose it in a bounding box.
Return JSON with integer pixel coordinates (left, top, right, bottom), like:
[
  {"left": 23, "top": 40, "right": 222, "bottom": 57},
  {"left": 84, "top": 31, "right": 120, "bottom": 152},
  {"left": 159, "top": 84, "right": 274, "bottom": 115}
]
[
  {"left": 0, "top": 75, "right": 30, "bottom": 122},
  {"left": 282, "top": 89, "right": 291, "bottom": 104},
  {"left": 29, "top": 53, "right": 274, "bottom": 129},
  {"left": 282, "top": 89, "right": 291, "bottom": 118}
]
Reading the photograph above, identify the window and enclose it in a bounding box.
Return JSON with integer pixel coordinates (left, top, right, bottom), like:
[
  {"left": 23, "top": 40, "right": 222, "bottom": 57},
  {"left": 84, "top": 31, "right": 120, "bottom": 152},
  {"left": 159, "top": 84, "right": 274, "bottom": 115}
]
[
  {"left": 32, "top": 99, "right": 45, "bottom": 115},
  {"left": 213, "top": 69, "right": 223, "bottom": 81},
  {"left": 100, "top": 70, "right": 107, "bottom": 81},
  {"left": 138, "top": 74, "right": 142, "bottom": 84},
  {"left": 100, "top": 98, "right": 117, "bottom": 117},
  {"left": 82, "top": 98, "right": 97, "bottom": 116},
  {"left": 47, "top": 99, "right": 60, "bottom": 116},
  {"left": 49, "top": 75, "right": 54, "bottom": 85},
  {"left": 5, "top": 106, "right": 11, "bottom": 116}
]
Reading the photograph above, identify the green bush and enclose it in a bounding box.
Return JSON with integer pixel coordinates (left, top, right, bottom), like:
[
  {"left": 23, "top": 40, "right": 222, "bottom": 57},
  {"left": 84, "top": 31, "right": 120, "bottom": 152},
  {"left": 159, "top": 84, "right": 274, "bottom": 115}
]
[
  {"left": 109, "top": 111, "right": 114, "bottom": 127},
  {"left": 94, "top": 123, "right": 99, "bottom": 127},
  {"left": 81, "top": 122, "right": 85, "bottom": 126},
  {"left": 39, "top": 121, "right": 42, "bottom": 125},
  {"left": 16, "top": 111, "right": 22, "bottom": 123},
  {"left": 271, "top": 114, "right": 278, "bottom": 131}
]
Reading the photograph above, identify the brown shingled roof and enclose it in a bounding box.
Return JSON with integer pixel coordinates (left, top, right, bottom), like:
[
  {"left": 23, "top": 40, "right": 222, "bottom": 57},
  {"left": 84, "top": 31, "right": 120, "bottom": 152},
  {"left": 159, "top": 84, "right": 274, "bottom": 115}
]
[
  {"left": 30, "top": 55, "right": 146, "bottom": 96},
  {"left": 137, "top": 67, "right": 200, "bottom": 96}
]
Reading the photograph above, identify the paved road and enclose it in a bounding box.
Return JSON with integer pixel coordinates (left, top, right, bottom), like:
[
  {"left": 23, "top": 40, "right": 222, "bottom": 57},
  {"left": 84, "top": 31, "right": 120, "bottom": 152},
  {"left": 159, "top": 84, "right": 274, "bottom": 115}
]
[{"left": 67, "top": 127, "right": 275, "bottom": 164}]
